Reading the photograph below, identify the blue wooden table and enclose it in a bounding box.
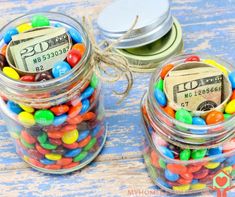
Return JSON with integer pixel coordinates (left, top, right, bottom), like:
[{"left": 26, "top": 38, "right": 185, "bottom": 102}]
[{"left": 0, "top": 0, "right": 235, "bottom": 196}]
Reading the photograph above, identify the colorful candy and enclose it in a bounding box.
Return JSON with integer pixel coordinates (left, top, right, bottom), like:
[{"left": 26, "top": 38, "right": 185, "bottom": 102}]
[{"left": 0, "top": 14, "right": 106, "bottom": 174}]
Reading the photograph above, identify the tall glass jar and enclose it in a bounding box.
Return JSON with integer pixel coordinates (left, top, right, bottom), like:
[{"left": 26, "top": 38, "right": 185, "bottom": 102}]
[
  {"left": 0, "top": 12, "right": 106, "bottom": 174},
  {"left": 141, "top": 54, "right": 235, "bottom": 194}
]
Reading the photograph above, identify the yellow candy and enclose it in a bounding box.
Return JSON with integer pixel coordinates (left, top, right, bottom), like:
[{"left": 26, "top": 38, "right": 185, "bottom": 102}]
[
  {"left": 222, "top": 166, "right": 232, "bottom": 174},
  {"left": 16, "top": 23, "right": 32, "bottom": 33},
  {"left": 19, "top": 104, "right": 35, "bottom": 113},
  {"left": 173, "top": 184, "right": 190, "bottom": 192},
  {"left": 62, "top": 129, "right": 79, "bottom": 144},
  {"left": 203, "top": 59, "right": 228, "bottom": 76},
  {"left": 45, "top": 153, "right": 62, "bottom": 161},
  {"left": 18, "top": 111, "right": 35, "bottom": 126},
  {"left": 191, "top": 183, "right": 206, "bottom": 190},
  {"left": 23, "top": 155, "right": 29, "bottom": 162},
  {"left": 3, "top": 67, "right": 20, "bottom": 80},
  {"left": 9, "top": 131, "right": 20, "bottom": 139},
  {"left": 225, "top": 100, "right": 235, "bottom": 114},
  {"left": 204, "top": 162, "right": 220, "bottom": 169}
]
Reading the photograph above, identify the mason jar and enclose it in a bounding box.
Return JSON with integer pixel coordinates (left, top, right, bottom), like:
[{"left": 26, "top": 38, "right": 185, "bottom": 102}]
[
  {"left": 141, "top": 53, "right": 235, "bottom": 194},
  {"left": 0, "top": 12, "right": 106, "bottom": 174}
]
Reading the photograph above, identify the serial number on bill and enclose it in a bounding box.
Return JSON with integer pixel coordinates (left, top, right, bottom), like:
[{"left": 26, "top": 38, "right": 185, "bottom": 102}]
[
  {"left": 184, "top": 86, "right": 222, "bottom": 99},
  {"left": 32, "top": 47, "right": 69, "bottom": 65}
]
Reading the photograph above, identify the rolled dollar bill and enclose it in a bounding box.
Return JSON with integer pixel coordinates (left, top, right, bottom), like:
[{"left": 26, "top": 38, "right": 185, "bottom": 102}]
[
  {"left": 6, "top": 27, "right": 72, "bottom": 73},
  {"left": 164, "top": 62, "right": 232, "bottom": 116}
]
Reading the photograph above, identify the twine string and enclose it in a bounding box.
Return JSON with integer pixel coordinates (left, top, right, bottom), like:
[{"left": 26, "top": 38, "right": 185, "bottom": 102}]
[{"left": 82, "top": 16, "right": 139, "bottom": 103}]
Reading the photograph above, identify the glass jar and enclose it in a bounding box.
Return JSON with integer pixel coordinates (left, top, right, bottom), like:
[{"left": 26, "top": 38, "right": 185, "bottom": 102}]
[
  {"left": 0, "top": 12, "right": 106, "bottom": 174},
  {"left": 141, "top": 53, "right": 235, "bottom": 194}
]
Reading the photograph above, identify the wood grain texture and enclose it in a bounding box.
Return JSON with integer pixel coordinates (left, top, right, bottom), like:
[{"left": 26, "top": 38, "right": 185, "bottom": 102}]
[{"left": 0, "top": 0, "right": 235, "bottom": 196}]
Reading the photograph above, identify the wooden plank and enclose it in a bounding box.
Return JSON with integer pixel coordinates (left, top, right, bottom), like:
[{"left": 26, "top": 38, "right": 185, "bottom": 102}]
[{"left": 0, "top": 158, "right": 217, "bottom": 197}]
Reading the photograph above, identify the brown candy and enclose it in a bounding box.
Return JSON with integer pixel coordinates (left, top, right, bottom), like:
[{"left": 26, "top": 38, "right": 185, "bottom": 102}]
[
  {"left": 35, "top": 71, "right": 53, "bottom": 81},
  {"left": 0, "top": 54, "right": 7, "bottom": 69}
]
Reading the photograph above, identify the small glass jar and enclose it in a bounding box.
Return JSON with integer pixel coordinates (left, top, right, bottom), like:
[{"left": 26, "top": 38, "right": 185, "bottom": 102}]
[
  {"left": 0, "top": 12, "right": 106, "bottom": 174},
  {"left": 141, "top": 54, "right": 235, "bottom": 194}
]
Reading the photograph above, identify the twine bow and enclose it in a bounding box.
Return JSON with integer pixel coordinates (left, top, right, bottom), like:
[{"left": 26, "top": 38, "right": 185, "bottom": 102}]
[{"left": 82, "top": 16, "right": 139, "bottom": 103}]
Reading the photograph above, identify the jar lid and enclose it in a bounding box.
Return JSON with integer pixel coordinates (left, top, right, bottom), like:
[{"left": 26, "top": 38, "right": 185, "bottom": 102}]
[
  {"left": 115, "top": 18, "right": 183, "bottom": 71},
  {"left": 97, "top": 0, "right": 172, "bottom": 48}
]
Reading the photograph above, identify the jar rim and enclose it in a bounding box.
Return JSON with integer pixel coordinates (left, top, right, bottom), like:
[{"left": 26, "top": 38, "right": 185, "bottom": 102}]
[
  {"left": 0, "top": 11, "right": 92, "bottom": 90},
  {"left": 147, "top": 53, "right": 235, "bottom": 132}
]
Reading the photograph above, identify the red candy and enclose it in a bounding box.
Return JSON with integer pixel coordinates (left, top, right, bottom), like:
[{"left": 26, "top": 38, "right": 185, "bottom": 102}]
[
  {"left": 20, "top": 75, "right": 35, "bottom": 82},
  {"left": 192, "top": 167, "right": 209, "bottom": 179},
  {"left": 77, "top": 135, "right": 91, "bottom": 148},
  {"left": 68, "top": 102, "right": 82, "bottom": 118},
  {"left": 44, "top": 164, "right": 61, "bottom": 170},
  {"left": 184, "top": 55, "right": 200, "bottom": 62},
  {"left": 28, "top": 158, "right": 44, "bottom": 168},
  {"left": 67, "top": 49, "right": 82, "bottom": 67},
  {"left": 49, "top": 138, "right": 62, "bottom": 146},
  {"left": 35, "top": 143, "right": 50, "bottom": 155},
  {"left": 63, "top": 142, "right": 79, "bottom": 149},
  {"left": 21, "top": 130, "right": 36, "bottom": 144},
  {"left": 63, "top": 162, "right": 79, "bottom": 169}
]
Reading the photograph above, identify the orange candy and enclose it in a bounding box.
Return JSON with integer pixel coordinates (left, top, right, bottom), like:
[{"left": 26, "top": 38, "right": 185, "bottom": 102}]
[
  {"left": 187, "top": 164, "right": 202, "bottom": 173},
  {"left": 177, "top": 177, "right": 192, "bottom": 185},
  {"left": 47, "top": 131, "right": 65, "bottom": 139},
  {"left": 57, "top": 158, "right": 73, "bottom": 166},
  {"left": 63, "top": 142, "right": 79, "bottom": 149},
  {"left": 206, "top": 111, "right": 224, "bottom": 125},
  {"left": 72, "top": 43, "right": 86, "bottom": 56},
  {"left": 160, "top": 64, "right": 174, "bottom": 79},
  {"left": 1, "top": 45, "right": 7, "bottom": 56},
  {"left": 44, "top": 164, "right": 61, "bottom": 170},
  {"left": 77, "top": 135, "right": 91, "bottom": 148},
  {"left": 63, "top": 162, "right": 79, "bottom": 169},
  {"left": 35, "top": 143, "right": 50, "bottom": 155},
  {"left": 61, "top": 124, "right": 77, "bottom": 132},
  {"left": 81, "top": 112, "right": 96, "bottom": 121},
  {"left": 167, "top": 164, "right": 187, "bottom": 174},
  {"left": 67, "top": 115, "right": 83, "bottom": 124},
  {"left": 68, "top": 102, "right": 82, "bottom": 118},
  {"left": 50, "top": 105, "right": 69, "bottom": 116},
  {"left": 163, "top": 106, "right": 175, "bottom": 118},
  {"left": 28, "top": 158, "right": 44, "bottom": 168}
]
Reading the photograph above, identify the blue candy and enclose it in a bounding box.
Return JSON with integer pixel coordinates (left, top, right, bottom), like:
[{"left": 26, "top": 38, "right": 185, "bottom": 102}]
[
  {"left": 92, "top": 125, "right": 101, "bottom": 137},
  {"left": 191, "top": 117, "right": 207, "bottom": 134},
  {"left": 65, "top": 148, "right": 82, "bottom": 157},
  {"left": 52, "top": 61, "right": 71, "bottom": 78},
  {"left": 208, "top": 147, "right": 225, "bottom": 162},
  {"left": 156, "top": 177, "right": 171, "bottom": 189},
  {"left": 154, "top": 89, "right": 166, "bottom": 107},
  {"left": 164, "top": 169, "right": 179, "bottom": 182},
  {"left": 40, "top": 158, "right": 55, "bottom": 165},
  {"left": 68, "top": 28, "right": 82, "bottom": 43},
  {"left": 7, "top": 100, "right": 22, "bottom": 114},
  {"left": 77, "top": 130, "right": 89, "bottom": 142},
  {"left": 80, "top": 99, "right": 90, "bottom": 114},
  {"left": 53, "top": 114, "right": 68, "bottom": 126},
  {"left": 80, "top": 86, "right": 94, "bottom": 100},
  {"left": 159, "top": 146, "right": 174, "bottom": 159},
  {"left": 4, "top": 28, "right": 18, "bottom": 44},
  {"left": 54, "top": 23, "right": 62, "bottom": 28},
  {"left": 229, "top": 71, "right": 235, "bottom": 89},
  {"left": 191, "top": 179, "right": 199, "bottom": 184}
]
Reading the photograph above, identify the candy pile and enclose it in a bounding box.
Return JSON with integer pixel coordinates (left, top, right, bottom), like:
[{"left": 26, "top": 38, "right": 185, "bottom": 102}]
[
  {"left": 154, "top": 56, "right": 235, "bottom": 128},
  {"left": 0, "top": 14, "right": 106, "bottom": 173},
  {"left": 141, "top": 54, "right": 235, "bottom": 193}
]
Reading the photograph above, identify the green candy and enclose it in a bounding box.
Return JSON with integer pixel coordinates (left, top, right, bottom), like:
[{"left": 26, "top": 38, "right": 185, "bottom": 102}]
[
  {"left": 154, "top": 79, "right": 164, "bottom": 91},
  {"left": 180, "top": 149, "right": 191, "bottom": 161},
  {"left": 37, "top": 132, "right": 47, "bottom": 144},
  {"left": 224, "top": 113, "right": 232, "bottom": 120},
  {"left": 175, "top": 109, "right": 192, "bottom": 125},
  {"left": 159, "top": 158, "right": 166, "bottom": 168},
  {"left": 84, "top": 138, "right": 97, "bottom": 151},
  {"left": 147, "top": 165, "right": 158, "bottom": 179},
  {"left": 191, "top": 149, "right": 207, "bottom": 160},
  {"left": 73, "top": 151, "right": 88, "bottom": 162},
  {"left": 31, "top": 15, "right": 50, "bottom": 27},
  {"left": 41, "top": 142, "right": 57, "bottom": 150},
  {"left": 20, "top": 137, "right": 34, "bottom": 149},
  {"left": 34, "top": 110, "right": 54, "bottom": 126},
  {"left": 90, "top": 74, "right": 99, "bottom": 88}
]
